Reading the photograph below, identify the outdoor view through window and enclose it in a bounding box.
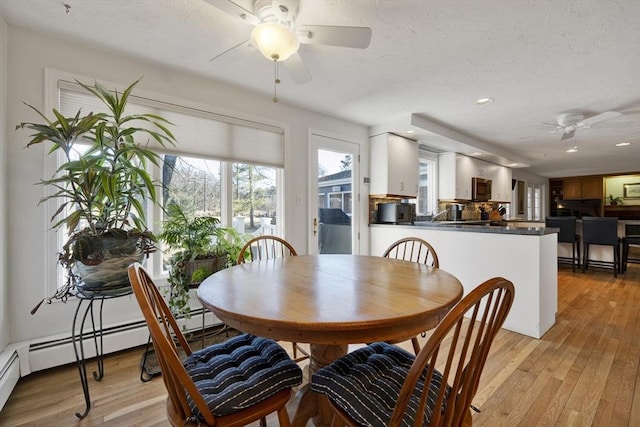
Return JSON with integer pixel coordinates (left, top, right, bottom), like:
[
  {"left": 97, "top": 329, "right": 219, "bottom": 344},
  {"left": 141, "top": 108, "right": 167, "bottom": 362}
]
[{"left": 161, "top": 154, "right": 279, "bottom": 270}]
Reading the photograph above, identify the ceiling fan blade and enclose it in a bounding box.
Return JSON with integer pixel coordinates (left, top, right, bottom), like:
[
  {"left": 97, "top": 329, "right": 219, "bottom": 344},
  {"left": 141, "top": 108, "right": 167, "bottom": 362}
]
[
  {"left": 209, "top": 39, "right": 254, "bottom": 63},
  {"left": 561, "top": 129, "right": 575, "bottom": 140},
  {"left": 283, "top": 52, "right": 312, "bottom": 84},
  {"left": 203, "top": 0, "right": 260, "bottom": 26},
  {"left": 576, "top": 111, "right": 622, "bottom": 128},
  {"left": 297, "top": 25, "right": 372, "bottom": 49}
]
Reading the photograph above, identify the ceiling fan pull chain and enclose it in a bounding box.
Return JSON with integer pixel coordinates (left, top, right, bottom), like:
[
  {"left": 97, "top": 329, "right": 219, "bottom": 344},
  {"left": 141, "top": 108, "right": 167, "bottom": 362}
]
[{"left": 273, "top": 58, "right": 281, "bottom": 103}]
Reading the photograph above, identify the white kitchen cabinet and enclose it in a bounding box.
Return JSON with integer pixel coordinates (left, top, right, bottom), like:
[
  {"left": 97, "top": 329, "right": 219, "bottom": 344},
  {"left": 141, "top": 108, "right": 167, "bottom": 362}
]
[
  {"left": 439, "top": 152, "right": 512, "bottom": 202},
  {"left": 370, "top": 133, "right": 418, "bottom": 197},
  {"left": 438, "top": 152, "right": 474, "bottom": 200},
  {"left": 490, "top": 164, "right": 512, "bottom": 203},
  {"left": 455, "top": 154, "right": 475, "bottom": 199}
]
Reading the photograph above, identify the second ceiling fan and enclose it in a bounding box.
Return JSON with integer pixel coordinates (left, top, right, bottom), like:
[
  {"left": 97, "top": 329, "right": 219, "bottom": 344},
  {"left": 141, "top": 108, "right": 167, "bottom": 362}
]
[
  {"left": 205, "top": 0, "right": 372, "bottom": 85},
  {"left": 544, "top": 111, "right": 622, "bottom": 141}
]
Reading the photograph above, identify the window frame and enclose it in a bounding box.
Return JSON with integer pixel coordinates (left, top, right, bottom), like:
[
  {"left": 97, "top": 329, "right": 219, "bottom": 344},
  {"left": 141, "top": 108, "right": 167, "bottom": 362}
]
[{"left": 416, "top": 150, "right": 438, "bottom": 216}]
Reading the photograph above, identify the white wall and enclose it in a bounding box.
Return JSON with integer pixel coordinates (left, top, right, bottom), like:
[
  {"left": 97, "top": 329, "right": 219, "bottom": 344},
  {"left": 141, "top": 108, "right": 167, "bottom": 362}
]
[
  {"left": 512, "top": 168, "right": 548, "bottom": 186},
  {"left": 0, "top": 13, "right": 8, "bottom": 353},
  {"left": 5, "top": 26, "right": 369, "bottom": 364}
]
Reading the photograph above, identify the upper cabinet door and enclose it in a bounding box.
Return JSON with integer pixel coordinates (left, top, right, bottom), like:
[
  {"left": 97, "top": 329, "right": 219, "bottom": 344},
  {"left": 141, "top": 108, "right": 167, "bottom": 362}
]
[
  {"left": 490, "top": 165, "right": 512, "bottom": 203},
  {"left": 564, "top": 176, "right": 603, "bottom": 199},
  {"left": 455, "top": 154, "right": 474, "bottom": 200},
  {"left": 582, "top": 176, "right": 603, "bottom": 199},
  {"left": 370, "top": 133, "right": 418, "bottom": 197}
]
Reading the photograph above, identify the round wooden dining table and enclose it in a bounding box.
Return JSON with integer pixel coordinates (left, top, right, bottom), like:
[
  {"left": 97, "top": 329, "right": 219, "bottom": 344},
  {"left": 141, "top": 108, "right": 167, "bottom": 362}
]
[{"left": 197, "top": 254, "right": 463, "bottom": 427}]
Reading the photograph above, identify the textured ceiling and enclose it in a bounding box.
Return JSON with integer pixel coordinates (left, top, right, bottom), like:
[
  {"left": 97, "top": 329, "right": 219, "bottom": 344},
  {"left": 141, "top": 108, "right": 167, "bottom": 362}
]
[{"left": 1, "top": 0, "right": 639, "bottom": 177}]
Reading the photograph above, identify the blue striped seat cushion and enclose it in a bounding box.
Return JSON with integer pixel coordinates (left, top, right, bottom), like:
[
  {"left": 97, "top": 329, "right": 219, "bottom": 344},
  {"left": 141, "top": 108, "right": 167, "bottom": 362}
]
[
  {"left": 311, "top": 342, "right": 450, "bottom": 427},
  {"left": 183, "top": 333, "right": 303, "bottom": 417}
]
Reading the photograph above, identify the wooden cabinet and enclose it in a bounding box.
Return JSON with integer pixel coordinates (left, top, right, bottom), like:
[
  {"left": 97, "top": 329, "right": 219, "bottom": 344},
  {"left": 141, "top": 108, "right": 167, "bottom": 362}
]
[
  {"left": 582, "top": 177, "right": 604, "bottom": 199},
  {"left": 563, "top": 178, "right": 582, "bottom": 199},
  {"left": 549, "top": 179, "right": 563, "bottom": 216},
  {"left": 370, "top": 133, "right": 419, "bottom": 197},
  {"left": 563, "top": 176, "right": 603, "bottom": 200}
]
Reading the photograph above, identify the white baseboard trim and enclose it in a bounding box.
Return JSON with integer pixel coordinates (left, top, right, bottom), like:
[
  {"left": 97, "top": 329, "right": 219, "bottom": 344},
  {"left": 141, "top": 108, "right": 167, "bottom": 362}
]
[
  {"left": 0, "top": 347, "right": 20, "bottom": 411},
  {"left": 0, "top": 308, "right": 220, "bottom": 410}
]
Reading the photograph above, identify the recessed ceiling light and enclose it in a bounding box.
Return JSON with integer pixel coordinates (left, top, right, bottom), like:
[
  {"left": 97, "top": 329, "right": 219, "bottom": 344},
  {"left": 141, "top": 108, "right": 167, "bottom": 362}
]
[
  {"left": 406, "top": 130, "right": 415, "bottom": 134},
  {"left": 566, "top": 147, "right": 578, "bottom": 153},
  {"left": 616, "top": 142, "right": 631, "bottom": 146},
  {"left": 475, "top": 97, "right": 494, "bottom": 105}
]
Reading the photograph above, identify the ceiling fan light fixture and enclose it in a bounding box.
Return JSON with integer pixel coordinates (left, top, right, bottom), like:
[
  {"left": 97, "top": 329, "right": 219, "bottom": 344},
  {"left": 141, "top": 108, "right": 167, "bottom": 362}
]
[{"left": 251, "top": 22, "right": 299, "bottom": 62}]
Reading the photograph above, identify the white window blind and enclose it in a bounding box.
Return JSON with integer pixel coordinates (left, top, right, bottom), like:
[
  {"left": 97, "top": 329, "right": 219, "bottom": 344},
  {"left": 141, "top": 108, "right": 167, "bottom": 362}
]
[{"left": 58, "top": 81, "right": 284, "bottom": 167}]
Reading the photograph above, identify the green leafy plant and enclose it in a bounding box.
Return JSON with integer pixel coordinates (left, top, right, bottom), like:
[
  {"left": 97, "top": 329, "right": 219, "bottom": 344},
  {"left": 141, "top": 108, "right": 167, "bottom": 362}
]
[
  {"left": 17, "top": 78, "right": 176, "bottom": 301},
  {"left": 158, "top": 203, "right": 248, "bottom": 317},
  {"left": 608, "top": 194, "right": 623, "bottom": 205}
]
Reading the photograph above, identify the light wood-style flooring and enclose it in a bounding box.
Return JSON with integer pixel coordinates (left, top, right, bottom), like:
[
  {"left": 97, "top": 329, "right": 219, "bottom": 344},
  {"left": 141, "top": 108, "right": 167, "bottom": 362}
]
[{"left": 1, "top": 263, "right": 639, "bottom": 426}]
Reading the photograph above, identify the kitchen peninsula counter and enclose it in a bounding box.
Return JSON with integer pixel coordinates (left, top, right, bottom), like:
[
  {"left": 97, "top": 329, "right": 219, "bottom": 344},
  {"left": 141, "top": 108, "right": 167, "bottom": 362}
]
[
  {"left": 375, "top": 221, "right": 555, "bottom": 235},
  {"left": 370, "top": 222, "right": 558, "bottom": 339}
]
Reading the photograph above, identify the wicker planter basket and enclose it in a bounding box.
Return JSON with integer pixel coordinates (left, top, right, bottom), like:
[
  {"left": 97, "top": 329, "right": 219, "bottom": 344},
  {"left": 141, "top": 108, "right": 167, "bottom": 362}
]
[{"left": 184, "top": 255, "right": 228, "bottom": 286}]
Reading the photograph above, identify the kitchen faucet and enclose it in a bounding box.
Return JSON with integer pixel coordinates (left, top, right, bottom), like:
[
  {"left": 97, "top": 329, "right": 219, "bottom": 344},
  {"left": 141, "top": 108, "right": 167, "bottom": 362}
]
[{"left": 430, "top": 209, "right": 448, "bottom": 222}]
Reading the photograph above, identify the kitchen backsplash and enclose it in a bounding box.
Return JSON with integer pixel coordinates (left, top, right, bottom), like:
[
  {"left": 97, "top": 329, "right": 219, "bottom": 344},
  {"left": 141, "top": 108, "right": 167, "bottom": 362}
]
[{"left": 435, "top": 201, "right": 510, "bottom": 221}]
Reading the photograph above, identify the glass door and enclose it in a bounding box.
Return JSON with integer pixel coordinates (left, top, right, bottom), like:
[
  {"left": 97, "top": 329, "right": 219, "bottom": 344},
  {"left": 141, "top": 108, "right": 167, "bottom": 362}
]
[{"left": 309, "top": 134, "right": 359, "bottom": 254}]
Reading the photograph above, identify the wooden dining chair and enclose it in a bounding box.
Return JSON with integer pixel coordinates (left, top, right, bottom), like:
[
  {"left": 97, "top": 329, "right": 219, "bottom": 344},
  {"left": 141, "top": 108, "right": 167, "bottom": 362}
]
[
  {"left": 311, "top": 277, "right": 515, "bottom": 427},
  {"left": 127, "top": 263, "right": 302, "bottom": 427},
  {"left": 383, "top": 237, "right": 440, "bottom": 354},
  {"left": 236, "top": 235, "right": 309, "bottom": 363},
  {"left": 383, "top": 237, "right": 440, "bottom": 267},
  {"left": 236, "top": 235, "right": 298, "bottom": 263}
]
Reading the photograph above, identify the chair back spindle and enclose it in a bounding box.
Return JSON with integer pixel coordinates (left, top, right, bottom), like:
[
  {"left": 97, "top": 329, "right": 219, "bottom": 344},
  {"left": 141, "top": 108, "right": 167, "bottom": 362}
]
[
  {"left": 383, "top": 237, "right": 440, "bottom": 268},
  {"left": 237, "top": 235, "right": 297, "bottom": 264},
  {"left": 128, "top": 263, "right": 302, "bottom": 426},
  {"left": 312, "top": 277, "right": 514, "bottom": 427}
]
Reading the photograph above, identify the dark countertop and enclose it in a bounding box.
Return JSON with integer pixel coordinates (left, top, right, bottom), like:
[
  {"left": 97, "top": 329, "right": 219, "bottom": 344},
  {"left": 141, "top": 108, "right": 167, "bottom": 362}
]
[{"left": 370, "top": 221, "right": 557, "bottom": 236}]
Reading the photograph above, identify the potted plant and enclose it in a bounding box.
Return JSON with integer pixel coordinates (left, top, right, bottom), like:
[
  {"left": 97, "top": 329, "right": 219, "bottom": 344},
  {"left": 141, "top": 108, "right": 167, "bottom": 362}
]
[
  {"left": 17, "top": 78, "right": 177, "bottom": 301},
  {"left": 158, "top": 203, "right": 247, "bottom": 317},
  {"left": 609, "top": 194, "right": 623, "bottom": 205}
]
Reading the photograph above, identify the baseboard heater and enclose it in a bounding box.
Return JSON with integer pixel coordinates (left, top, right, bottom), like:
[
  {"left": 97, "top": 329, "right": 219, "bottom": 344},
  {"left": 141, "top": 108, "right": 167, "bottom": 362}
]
[
  {"left": 23, "top": 306, "right": 216, "bottom": 374},
  {"left": 0, "top": 306, "right": 217, "bottom": 410},
  {"left": 0, "top": 349, "right": 20, "bottom": 411}
]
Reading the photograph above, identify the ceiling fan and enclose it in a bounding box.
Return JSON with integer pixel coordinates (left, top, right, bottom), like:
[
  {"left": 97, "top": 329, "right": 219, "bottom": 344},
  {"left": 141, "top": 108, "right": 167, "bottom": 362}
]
[
  {"left": 543, "top": 111, "right": 622, "bottom": 141},
  {"left": 204, "top": 0, "right": 372, "bottom": 87}
]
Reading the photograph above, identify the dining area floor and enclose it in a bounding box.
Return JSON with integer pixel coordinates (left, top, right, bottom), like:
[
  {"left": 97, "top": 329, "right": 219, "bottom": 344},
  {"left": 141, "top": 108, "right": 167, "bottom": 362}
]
[{"left": 1, "top": 263, "right": 640, "bottom": 426}]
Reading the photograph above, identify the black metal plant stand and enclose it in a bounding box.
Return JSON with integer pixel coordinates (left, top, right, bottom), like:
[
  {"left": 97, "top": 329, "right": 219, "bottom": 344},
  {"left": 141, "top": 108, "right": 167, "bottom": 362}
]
[{"left": 71, "top": 287, "right": 133, "bottom": 419}]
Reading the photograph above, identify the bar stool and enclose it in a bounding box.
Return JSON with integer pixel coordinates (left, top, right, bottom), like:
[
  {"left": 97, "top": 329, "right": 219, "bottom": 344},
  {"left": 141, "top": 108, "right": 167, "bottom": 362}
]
[
  {"left": 546, "top": 216, "right": 580, "bottom": 271},
  {"left": 621, "top": 224, "right": 640, "bottom": 273},
  {"left": 582, "top": 217, "right": 620, "bottom": 277}
]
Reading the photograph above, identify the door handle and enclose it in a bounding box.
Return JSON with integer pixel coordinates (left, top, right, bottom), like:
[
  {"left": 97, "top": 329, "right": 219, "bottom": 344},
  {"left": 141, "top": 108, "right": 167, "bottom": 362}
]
[{"left": 313, "top": 218, "right": 318, "bottom": 236}]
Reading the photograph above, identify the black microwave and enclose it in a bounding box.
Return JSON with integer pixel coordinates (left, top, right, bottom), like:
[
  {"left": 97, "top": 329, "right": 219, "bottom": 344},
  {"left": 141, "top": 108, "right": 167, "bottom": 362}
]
[{"left": 472, "top": 177, "right": 492, "bottom": 202}]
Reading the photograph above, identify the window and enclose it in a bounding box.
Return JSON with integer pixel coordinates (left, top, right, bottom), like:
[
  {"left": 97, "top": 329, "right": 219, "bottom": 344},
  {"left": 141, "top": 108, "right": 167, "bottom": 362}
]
[
  {"left": 161, "top": 156, "right": 281, "bottom": 272},
  {"left": 413, "top": 152, "right": 437, "bottom": 216},
  {"left": 48, "top": 72, "right": 285, "bottom": 291},
  {"left": 318, "top": 194, "right": 327, "bottom": 209},
  {"left": 526, "top": 183, "right": 542, "bottom": 220},
  {"left": 162, "top": 156, "right": 222, "bottom": 216},
  {"left": 231, "top": 163, "right": 278, "bottom": 235}
]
